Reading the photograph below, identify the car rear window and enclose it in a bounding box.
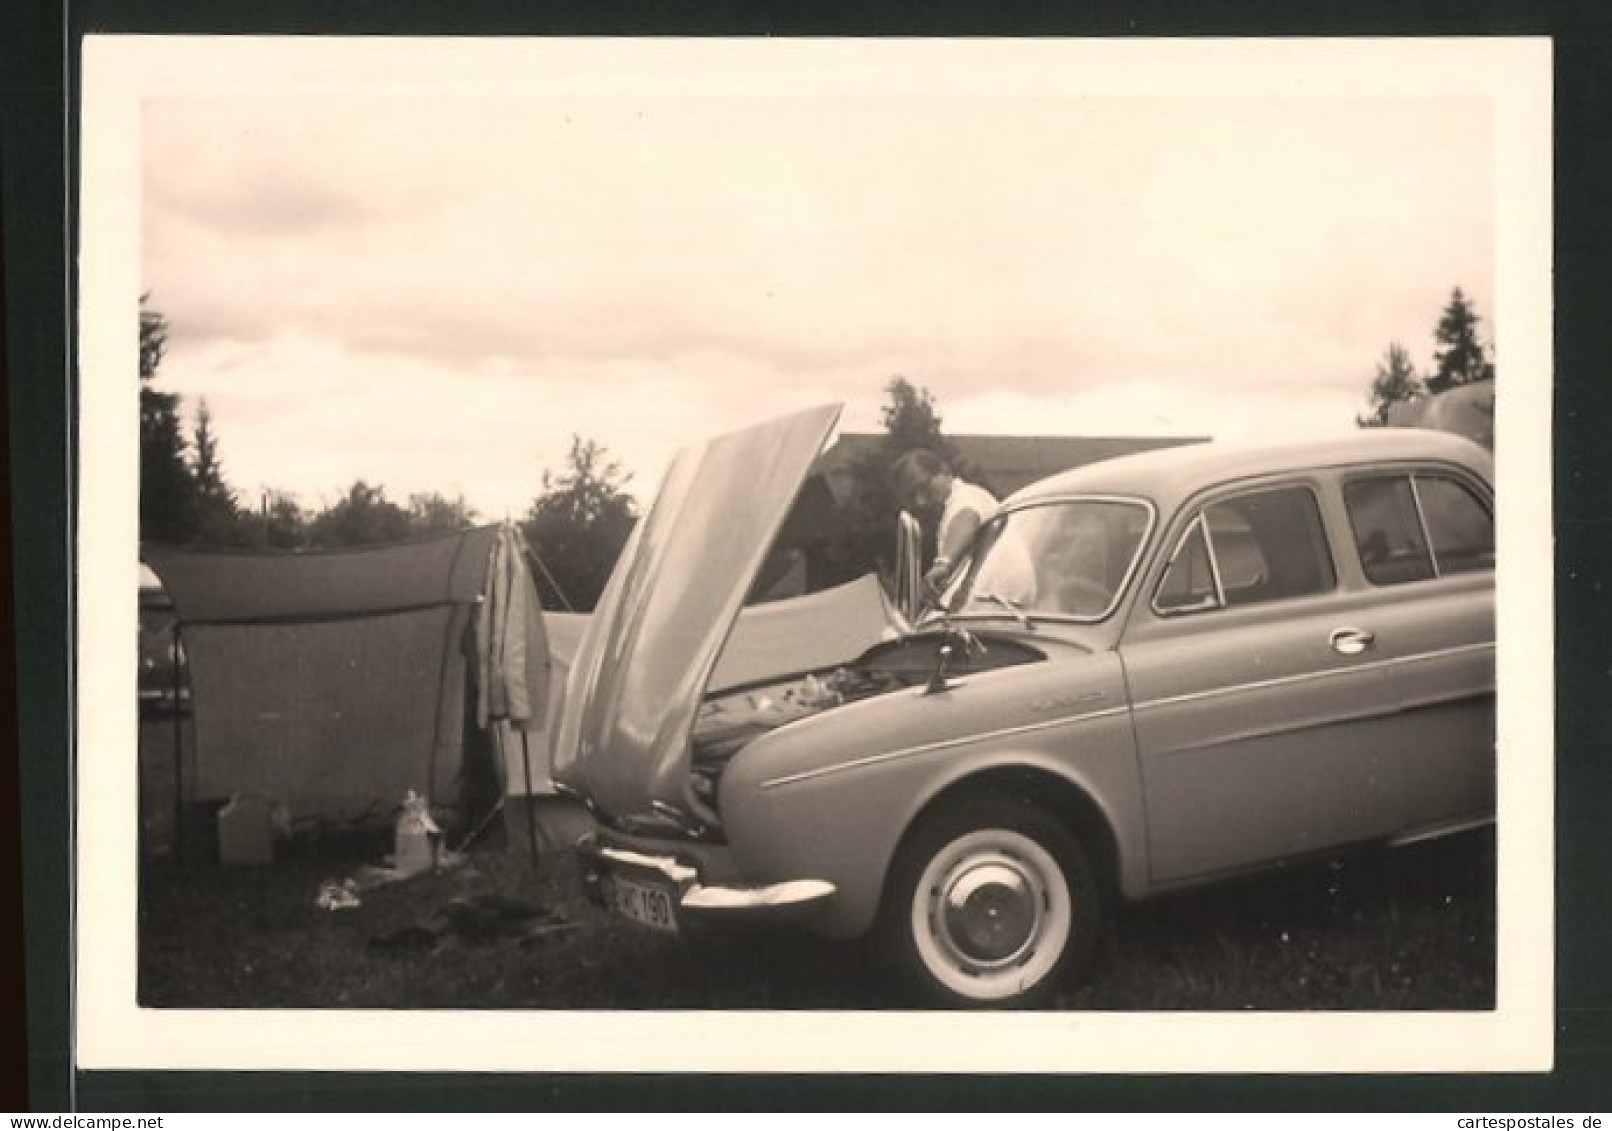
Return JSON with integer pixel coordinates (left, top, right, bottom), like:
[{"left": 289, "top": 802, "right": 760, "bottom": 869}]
[
  {"left": 1416, "top": 475, "right": 1495, "bottom": 575},
  {"left": 1344, "top": 472, "right": 1492, "bottom": 585}
]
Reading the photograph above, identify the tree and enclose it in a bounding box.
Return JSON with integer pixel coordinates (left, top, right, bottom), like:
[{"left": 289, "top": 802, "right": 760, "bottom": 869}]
[
  {"left": 140, "top": 294, "right": 170, "bottom": 382},
  {"left": 817, "top": 376, "right": 982, "bottom": 586},
  {"left": 878, "top": 378, "right": 944, "bottom": 454},
  {"left": 522, "top": 436, "right": 638, "bottom": 611},
  {"left": 189, "top": 399, "right": 242, "bottom": 544},
  {"left": 235, "top": 489, "right": 310, "bottom": 550},
  {"left": 407, "top": 492, "right": 479, "bottom": 537},
  {"left": 307, "top": 481, "right": 413, "bottom": 548},
  {"left": 1426, "top": 287, "right": 1495, "bottom": 394},
  {"left": 139, "top": 296, "right": 197, "bottom": 544},
  {"left": 1356, "top": 342, "right": 1425, "bottom": 428}
]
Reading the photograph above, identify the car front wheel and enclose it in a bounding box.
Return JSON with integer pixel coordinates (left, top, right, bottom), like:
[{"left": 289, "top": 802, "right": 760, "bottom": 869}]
[{"left": 878, "top": 793, "right": 1100, "bottom": 1008}]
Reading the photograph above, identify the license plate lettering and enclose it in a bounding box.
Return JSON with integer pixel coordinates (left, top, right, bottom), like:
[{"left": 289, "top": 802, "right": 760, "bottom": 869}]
[{"left": 609, "top": 875, "right": 678, "bottom": 934}]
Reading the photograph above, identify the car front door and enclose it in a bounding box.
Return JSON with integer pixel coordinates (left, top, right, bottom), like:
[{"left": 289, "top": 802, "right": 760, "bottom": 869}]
[{"left": 1120, "top": 478, "right": 1409, "bottom": 886}]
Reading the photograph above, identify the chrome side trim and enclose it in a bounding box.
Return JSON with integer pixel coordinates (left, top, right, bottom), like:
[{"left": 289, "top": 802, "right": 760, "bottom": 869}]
[
  {"left": 1148, "top": 685, "right": 1494, "bottom": 759},
  {"left": 760, "top": 640, "right": 1491, "bottom": 790},
  {"left": 1385, "top": 814, "right": 1494, "bottom": 848},
  {"left": 1131, "top": 640, "right": 1494, "bottom": 715},
  {"left": 761, "top": 704, "right": 1132, "bottom": 790}
]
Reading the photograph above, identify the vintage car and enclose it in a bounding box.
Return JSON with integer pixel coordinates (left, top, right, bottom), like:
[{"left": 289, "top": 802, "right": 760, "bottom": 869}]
[
  {"left": 552, "top": 405, "right": 1495, "bottom": 1007},
  {"left": 138, "top": 562, "right": 189, "bottom": 713}
]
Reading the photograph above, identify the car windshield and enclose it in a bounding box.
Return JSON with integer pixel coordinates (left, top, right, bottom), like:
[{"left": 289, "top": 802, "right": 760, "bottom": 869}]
[{"left": 947, "top": 498, "right": 1152, "bottom": 622}]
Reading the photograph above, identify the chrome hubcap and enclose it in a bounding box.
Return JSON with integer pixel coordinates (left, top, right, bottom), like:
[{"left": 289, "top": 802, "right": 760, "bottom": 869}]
[
  {"left": 941, "top": 860, "right": 1039, "bottom": 965},
  {"left": 911, "top": 828, "right": 1073, "bottom": 1000}
]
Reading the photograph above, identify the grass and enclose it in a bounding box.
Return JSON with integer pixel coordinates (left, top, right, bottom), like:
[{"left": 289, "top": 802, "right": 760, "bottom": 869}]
[
  {"left": 1064, "top": 834, "right": 1494, "bottom": 1010},
  {"left": 138, "top": 822, "right": 1494, "bottom": 1011}
]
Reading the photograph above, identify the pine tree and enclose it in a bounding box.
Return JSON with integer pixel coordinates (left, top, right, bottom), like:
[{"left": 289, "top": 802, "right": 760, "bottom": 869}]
[
  {"left": 139, "top": 297, "right": 197, "bottom": 544},
  {"left": 1426, "top": 288, "right": 1496, "bottom": 394},
  {"left": 190, "top": 399, "right": 241, "bottom": 544}
]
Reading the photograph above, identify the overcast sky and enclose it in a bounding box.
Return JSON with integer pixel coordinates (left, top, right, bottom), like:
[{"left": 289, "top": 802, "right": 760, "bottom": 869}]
[{"left": 135, "top": 39, "right": 1497, "bottom": 519}]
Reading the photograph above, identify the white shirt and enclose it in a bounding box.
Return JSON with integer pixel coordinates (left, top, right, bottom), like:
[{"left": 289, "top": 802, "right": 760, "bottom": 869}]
[
  {"left": 941, "top": 479, "right": 1037, "bottom": 607},
  {"left": 934, "top": 480, "right": 992, "bottom": 567},
  {"left": 939, "top": 479, "right": 998, "bottom": 558}
]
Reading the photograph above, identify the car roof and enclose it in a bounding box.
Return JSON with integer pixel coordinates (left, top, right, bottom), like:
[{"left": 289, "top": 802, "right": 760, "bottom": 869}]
[{"left": 1005, "top": 428, "right": 1493, "bottom": 514}]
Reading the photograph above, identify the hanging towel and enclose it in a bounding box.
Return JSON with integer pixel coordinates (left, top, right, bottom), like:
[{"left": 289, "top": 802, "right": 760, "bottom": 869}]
[{"left": 476, "top": 525, "right": 551, "bottom": 732}]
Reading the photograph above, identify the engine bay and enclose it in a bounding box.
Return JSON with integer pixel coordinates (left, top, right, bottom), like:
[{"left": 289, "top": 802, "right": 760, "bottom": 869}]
[{"left": 688, "top": 631, "right": 1045, "bottom": 810}]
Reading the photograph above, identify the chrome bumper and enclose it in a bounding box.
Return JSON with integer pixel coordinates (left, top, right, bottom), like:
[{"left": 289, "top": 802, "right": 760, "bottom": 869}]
[{"left": 576, "top": 836, "right": 836, "bottom": 924}]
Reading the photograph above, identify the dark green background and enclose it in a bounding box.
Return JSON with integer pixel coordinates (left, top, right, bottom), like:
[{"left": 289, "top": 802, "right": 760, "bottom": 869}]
[{"left": 4, "top": 0, "right": 1609, "bottom": 1111}]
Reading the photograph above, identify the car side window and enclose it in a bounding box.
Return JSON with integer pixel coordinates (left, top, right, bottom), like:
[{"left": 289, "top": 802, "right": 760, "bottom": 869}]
[
  {"left": 1154, "top": 516, "right": 1217, "bottom": 613},
  {"left": 1417, "top": 475, "right": 1494, "bottom": 575},
  {"left": 1345, "top": 472, "right": 1492, "bottom": 584},
  {"left": 1343, "top": 477, "right": 1435, "bottom": 585},
  {"left": 1155, "top": 485, "right": 1334, "bottom": 614}
]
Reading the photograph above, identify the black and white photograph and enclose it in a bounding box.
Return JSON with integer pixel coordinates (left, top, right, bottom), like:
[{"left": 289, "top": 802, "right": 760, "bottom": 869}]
[{"left": 74, "top": 35, "right": 1553, "bottom": 1075}]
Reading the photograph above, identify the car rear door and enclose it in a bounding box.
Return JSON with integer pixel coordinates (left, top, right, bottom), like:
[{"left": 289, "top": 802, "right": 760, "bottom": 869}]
[
  {"left": 1120, "top": 477, "right": 1410, "bottom": 886},
  {"left": 1335, "top": 464, "right": 1495, "bottom": 831}
]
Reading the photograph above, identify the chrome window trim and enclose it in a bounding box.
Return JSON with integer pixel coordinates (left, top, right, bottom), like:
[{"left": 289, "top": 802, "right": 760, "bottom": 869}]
[
  {"left": 1408, "top": 474, "right": 1441, "bottom": 579},
  {"left": 1412, "top": 471, "right": 1496, "bottom": 581},
  {"left": 1149, "top": 480, "right": 1332, "bottom": 617},
  {"left": 1202, "top": 513, "right": 1229, "bottom": 609},
  {"left": 1151, "top": 513, "right": 1225, "bottom": 617},
  {"left": 1340, "top": 462, "right": 1494, "bottom": 588}
]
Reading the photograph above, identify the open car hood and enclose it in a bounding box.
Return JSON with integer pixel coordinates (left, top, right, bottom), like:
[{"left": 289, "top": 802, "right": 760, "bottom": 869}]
[{"left": 551, "top": 404, "right": 844, "bottom": 821}]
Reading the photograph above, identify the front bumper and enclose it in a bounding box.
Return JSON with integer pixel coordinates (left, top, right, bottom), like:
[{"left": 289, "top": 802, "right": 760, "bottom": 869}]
[{"left": 575, "top": 832, "right": 836, "bottom": 928}]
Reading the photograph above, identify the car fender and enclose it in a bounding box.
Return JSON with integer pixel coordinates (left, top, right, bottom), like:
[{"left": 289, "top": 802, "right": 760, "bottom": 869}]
[{"left": 718, "top": 656, "right": 1147, "bottom": 937}]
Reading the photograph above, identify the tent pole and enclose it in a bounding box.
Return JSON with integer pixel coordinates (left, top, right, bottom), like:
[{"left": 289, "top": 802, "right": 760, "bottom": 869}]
[
  {"left": 518, "top": 534, "right": 574, "bottom": 613},
  {"left": 520, "top": 729, "right": 539, "bottom": 866},
  {"left": 453, "top": 795, "right": 506, "bottom": 854}
]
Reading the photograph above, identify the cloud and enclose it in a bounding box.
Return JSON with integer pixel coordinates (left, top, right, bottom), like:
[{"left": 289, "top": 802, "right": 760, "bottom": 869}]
[{"left": 140, "top": 87, "right": 1495, "bottom": 516}]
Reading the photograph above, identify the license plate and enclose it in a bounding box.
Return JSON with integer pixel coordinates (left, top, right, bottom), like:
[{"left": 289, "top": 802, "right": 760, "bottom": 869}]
[{"left": 608, "top": 874, "right": 679, "bottom": 935}]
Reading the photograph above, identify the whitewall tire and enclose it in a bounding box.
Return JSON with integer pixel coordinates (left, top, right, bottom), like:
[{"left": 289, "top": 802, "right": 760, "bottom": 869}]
[{"left": 879, "top": 793, "right": 1101, "bottom": 1008}]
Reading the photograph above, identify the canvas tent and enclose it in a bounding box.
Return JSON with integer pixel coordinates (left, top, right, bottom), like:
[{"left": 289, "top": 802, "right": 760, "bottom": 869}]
[{"left": 144, "top": 525, "right": 551, "bottom": 834}]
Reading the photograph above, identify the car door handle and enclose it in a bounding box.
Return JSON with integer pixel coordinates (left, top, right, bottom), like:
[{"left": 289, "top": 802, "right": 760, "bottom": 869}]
[{"left": 1329, "top": 627, "right": 1376, "bottom": 656}]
